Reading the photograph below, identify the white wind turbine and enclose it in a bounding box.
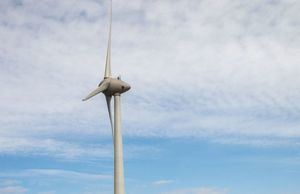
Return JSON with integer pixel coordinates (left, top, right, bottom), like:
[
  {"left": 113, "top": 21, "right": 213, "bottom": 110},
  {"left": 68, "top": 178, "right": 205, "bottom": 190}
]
[{"left": 83, "top": 1, "right": 130, "bottom": 194}]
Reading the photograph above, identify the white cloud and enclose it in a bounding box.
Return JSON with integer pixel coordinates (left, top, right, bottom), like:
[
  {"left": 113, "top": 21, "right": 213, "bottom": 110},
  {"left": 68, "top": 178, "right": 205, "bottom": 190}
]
[
  {"left": 0, "top": 136, "right": 112, "bottom": 160},
  {"left": 161, "top": 187, "right": 228, "bottom": 194},
  {"left": 0, "top": 169, "right": 111, "bottom": 194},
  {"left": 0, "top": 186, "right": 27, "bottom": 194},
  {"left": 1, "top": 180, "right": 20, "bottom": 187},
  {"left": 0, "top": 136, "right": 159, "bottom": 160},
  {"left": 0, "top": 0, "right": 299, "bottom": 157},
  {"left": 153, "top": 179, "right": 174, "bottom": 186},
  {"left": 212, "top": 136, "right": 300, "bottom": 147},
  {"left": 0, "top": 180, "right": 27, "bottom": 194},
  {"left": 38, "top": 192, "right": 56, "bottom": 194},
  {"left": 0, "top": 169, "right": 111, "bottom": 181}
]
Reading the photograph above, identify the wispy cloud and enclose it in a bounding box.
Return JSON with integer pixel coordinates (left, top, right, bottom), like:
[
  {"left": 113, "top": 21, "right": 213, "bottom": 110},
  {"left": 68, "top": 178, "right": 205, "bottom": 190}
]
[
  {"left": 161, "top": 187, "right": 228, "bottom": 194},
  {"left": 1, "top": 180, "right": 21, "bottom": 187},
  {"left": 0, "top": 137, "right": 112, "bottom": 160},
  {"left": 0, "top": 0, "right": 299, "bottom": 159},
  {"left": 0, "top": 169, "right": 111, "bottom": 181},
  {"left": 153, "top": 179, "right": 174, "bottom": 186},
  {"left": 37, "top": 192, "right": 56, "bottom": 194},
  {"left": 212, "top": 136, "right": 300, "bottom": 147},
  {"left": 0, "top": 186, "right": 27, "bottom": 194},
  {"left": 0, "top": 179, "right": 27, "bottom": 194},
  {"left": 0, "top": 136, "right": 160, "bottom": 160},
  {"left": 0, "top": 169, "right": 111, "bottom": 194}
]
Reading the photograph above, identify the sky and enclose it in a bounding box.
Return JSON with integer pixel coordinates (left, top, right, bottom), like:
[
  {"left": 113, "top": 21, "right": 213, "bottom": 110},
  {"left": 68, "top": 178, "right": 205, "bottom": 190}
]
[{"left": 0, "top": 0, "right": 300, "bottom": 193}]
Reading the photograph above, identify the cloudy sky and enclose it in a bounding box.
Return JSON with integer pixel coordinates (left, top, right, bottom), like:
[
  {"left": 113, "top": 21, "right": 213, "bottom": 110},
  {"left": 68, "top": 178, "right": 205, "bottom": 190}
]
[{"left": 0, "top": 0, "right": 300, "bottom": 193}]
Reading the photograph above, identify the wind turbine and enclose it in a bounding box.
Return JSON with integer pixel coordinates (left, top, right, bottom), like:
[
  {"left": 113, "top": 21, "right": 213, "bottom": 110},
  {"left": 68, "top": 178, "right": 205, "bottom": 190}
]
[{"left": 83, "top": 1, "right": 130, "bottom": 194}]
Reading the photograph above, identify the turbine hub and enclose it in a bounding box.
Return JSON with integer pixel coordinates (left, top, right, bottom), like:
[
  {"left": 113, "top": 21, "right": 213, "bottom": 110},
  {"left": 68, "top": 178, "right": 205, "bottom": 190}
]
[{"left": 104, "top": 78, "right": 130, "bottom": 96}]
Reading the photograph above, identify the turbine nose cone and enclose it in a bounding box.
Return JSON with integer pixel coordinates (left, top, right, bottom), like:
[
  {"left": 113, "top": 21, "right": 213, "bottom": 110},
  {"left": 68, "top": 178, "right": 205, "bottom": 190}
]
[
  {"left": 125, "top": 83, "right": 131, "bottom": 91},
  {"left": 121, "top": 81, "right": 131, "bottom": 93}
]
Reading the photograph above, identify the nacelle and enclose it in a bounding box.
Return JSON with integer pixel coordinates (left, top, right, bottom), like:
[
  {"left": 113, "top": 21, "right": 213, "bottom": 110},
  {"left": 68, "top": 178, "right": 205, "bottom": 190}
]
[{"left": 104, "top": 78, "right": 131, "bottom": 96}]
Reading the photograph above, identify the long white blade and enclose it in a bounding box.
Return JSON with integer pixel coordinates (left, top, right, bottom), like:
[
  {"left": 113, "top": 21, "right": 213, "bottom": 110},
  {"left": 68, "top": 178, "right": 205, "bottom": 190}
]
[
  {"left": 105, "top": 95, "right": 114, "bottom": 139},
  {"left": 82, "top": 81, "right": 109, "bottom": 101},
  {"left": 104, "top": 0, "right": 112, "bottom": 78}
]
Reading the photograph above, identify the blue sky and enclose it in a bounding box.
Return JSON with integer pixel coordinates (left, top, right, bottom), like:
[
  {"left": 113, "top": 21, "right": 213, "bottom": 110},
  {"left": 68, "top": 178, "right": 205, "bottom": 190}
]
[{"left": 0, "top": 0, "right": 300, "bottom": 193}]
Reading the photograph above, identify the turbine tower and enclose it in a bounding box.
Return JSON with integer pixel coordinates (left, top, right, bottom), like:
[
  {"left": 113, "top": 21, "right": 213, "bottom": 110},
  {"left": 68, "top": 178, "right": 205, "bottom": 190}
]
[{"left": 83, "top": 1, "right": 130, "bottom": 194}]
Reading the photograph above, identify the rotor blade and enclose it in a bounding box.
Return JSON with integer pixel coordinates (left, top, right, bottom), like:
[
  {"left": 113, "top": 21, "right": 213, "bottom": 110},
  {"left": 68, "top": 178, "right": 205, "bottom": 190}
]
[
  {"left": 82, "top": 80, "right": 109, "bottom": 101},
  {"left": 105, "top": 95, "right": 114, "bottom": 138},
  {"left": 104, "top": 0, "right": 112, "bottom": 78}
]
